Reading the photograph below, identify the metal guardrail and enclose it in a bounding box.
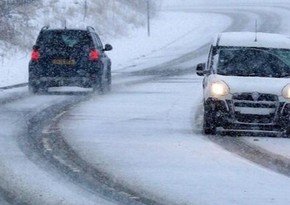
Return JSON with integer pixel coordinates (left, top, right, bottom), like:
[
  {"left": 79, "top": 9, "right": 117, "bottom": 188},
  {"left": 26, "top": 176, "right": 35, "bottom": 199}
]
[
  {"left": 0, "top": 83, "right": 27, "bottom": 90},
  {"left": 1, "top": 0, "right": 35, "bottom": 6}
]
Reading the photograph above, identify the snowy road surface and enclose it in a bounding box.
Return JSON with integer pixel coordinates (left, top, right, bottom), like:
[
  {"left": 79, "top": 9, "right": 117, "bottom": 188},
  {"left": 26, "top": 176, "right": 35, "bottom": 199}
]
[{"left": 1, "top": 1, "right": 290, "bottom": 205}]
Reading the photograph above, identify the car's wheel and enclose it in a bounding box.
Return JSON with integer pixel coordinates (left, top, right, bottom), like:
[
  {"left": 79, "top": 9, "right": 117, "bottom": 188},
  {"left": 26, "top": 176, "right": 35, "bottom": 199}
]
[
  {"left": 92, "top": 76, "right": 104, "bottom": 94},
  {"left": 105, "top": 66, "right": 111, "bottom": 92},
  {"left": 40, "top": 86, "right": 48, "bottom": 93},
  {"left": 30, "top": 82, "right": 49, "bottom": 94},
  {"left": 29, "top": 84, "right": 39, "bottom": 94}
]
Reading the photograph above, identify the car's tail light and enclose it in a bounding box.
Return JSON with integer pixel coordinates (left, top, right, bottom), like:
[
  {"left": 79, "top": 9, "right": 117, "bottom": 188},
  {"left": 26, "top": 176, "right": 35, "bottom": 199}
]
[
  {"left": 31, "top": 50, "right": 40, "bottom": 61},
  {"left": 89, "top": 49, "right": 100, "bottom": 61}
]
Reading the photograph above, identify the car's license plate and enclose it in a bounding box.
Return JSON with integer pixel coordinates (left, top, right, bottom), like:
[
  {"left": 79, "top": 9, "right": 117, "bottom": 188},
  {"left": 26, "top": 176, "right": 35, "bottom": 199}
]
[{"left": 52, "top": 59, "right": 75, "bottom": 65}]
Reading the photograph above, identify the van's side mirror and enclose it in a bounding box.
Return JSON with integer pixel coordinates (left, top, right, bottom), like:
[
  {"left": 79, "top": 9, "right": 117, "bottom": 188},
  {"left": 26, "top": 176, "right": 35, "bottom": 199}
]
[{"left": 196, "top": 63, "right": 206, "bottom": 76}]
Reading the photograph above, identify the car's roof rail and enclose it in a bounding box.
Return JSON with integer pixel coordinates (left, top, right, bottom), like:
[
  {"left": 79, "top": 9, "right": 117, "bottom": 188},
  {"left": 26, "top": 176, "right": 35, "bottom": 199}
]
[
  {"left": 87, "top": 26, "right": 96, "bottom": 32},
  {"left": 41, "top": 25, "right": 50, "bottom": 32},
  {"left": 216, "top": 34, "right": 221, "bottom": 46}
]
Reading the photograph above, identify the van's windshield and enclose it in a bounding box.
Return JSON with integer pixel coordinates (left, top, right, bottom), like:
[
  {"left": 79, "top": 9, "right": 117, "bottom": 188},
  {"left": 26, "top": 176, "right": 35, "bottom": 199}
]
[{"left": 217, "top": 47, "right": 290, "bottom": 78}]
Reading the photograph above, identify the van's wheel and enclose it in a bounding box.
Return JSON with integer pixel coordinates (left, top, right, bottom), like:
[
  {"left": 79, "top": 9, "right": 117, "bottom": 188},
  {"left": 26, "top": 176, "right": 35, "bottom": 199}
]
[
  {"left": 203, "top": 104, "right": 217, "bottom": 135},
  {"left": 203, "top": 113, "right": 217, "bottom": 135}
]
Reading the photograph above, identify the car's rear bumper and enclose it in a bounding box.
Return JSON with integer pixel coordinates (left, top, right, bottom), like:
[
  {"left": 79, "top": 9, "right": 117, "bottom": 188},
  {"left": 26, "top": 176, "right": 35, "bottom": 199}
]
[{"left": 29, "top": 76, "right": 99, "bottom": 88}]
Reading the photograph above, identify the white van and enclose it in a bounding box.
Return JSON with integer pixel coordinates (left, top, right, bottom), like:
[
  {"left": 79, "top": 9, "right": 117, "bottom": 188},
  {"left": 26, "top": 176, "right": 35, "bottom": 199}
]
[{"left": 196, "top": 32, "right": 290, "bottom": 136}]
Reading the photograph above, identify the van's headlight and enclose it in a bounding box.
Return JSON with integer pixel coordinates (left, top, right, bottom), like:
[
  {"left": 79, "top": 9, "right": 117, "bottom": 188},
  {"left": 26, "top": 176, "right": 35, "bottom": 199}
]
[
  {"left": 210, "top": 80, "right": 230, "bottom": 96},
  {"left": 282, "top": 84, "right": 290, "bottom": 99}
]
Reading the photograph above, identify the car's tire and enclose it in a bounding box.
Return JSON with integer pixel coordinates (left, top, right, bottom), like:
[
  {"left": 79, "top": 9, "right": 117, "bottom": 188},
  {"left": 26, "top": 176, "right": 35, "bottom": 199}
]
[
  {"left": 29, "top": 82, "right": 48, "bottom": 94},
  {"left": 92, "top": 76, "right": 104, "bottom": 94},
  {"left": 106, "top": 66, "right": 111, "bottom": 92},
  {"left": 41, "top": 86, "right": 48, "bottom": 93},
  {"left": 29, "top": 84, "right": 39, "bottom": 94}
]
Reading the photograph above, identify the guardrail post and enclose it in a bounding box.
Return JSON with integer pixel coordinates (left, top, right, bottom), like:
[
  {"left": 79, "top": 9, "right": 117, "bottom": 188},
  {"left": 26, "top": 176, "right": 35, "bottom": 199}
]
[
  {"left": 1, "top": 53, "right": 4, "bottom": 66},
  {"left": 147, "top": 0, "right": 150, "bottom": 37}
]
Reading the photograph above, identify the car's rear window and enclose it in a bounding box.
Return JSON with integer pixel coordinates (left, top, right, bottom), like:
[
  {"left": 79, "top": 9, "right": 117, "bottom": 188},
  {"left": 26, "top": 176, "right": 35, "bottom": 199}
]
[{"left": 37, "top": 30, "right": 91, "bottom": 48}]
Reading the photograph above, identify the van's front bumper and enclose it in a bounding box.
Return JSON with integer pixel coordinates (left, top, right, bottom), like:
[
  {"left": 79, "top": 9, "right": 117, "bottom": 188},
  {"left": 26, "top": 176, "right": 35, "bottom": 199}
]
[{"left": 204, "top": 96, "right": 290, "bottom": 133}]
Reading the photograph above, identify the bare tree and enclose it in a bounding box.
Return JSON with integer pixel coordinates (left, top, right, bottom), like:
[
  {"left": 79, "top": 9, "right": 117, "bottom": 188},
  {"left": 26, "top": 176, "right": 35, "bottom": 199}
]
[
  {"left": 0, "top": 0, "right": 36, "bottom": 42},
  {"left": 0, "top": 1, "right": 14, "bottom": 41}
]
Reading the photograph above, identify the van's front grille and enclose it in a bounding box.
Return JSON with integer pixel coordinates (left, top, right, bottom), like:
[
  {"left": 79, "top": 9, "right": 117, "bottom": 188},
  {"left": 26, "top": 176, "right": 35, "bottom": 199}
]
[
  {"left": 231, "top": 93, "right": 279, "bottom": 124},
  {"left": 232, "top": 93, "right": 278, "bottom": 101}
]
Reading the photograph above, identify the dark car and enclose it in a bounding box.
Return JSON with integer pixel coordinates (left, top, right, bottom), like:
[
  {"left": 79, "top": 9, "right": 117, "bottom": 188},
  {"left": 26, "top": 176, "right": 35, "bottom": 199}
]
[{"left": 29, "top": 26, "right": 112, "bottom": 93}]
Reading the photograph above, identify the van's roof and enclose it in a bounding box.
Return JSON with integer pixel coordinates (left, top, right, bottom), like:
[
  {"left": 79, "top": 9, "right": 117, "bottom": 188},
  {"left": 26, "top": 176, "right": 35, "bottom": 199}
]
[{"left": 214, "top": 32, "right": 290, "bottom": 49}]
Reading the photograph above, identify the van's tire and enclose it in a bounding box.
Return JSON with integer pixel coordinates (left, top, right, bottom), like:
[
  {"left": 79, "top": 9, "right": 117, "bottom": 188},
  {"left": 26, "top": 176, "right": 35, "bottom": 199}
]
[
  {"left": 203, "top": 103, "right": 217, "bottom": 135},
  {"left": 203, "top": 112, "right": 217, "bottom": 135}
]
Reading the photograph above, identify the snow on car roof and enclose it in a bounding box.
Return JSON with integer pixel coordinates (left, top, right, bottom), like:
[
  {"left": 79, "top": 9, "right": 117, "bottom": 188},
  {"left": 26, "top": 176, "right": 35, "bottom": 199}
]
[{"left": 215, "top": 32, "right": 290, "bottom": 49}]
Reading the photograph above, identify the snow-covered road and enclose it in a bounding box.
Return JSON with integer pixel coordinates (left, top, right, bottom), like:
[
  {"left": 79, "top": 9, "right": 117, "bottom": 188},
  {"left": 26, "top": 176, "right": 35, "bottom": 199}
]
[{"left": 2, "top": 1, "right": 290, "bottom": 205}]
